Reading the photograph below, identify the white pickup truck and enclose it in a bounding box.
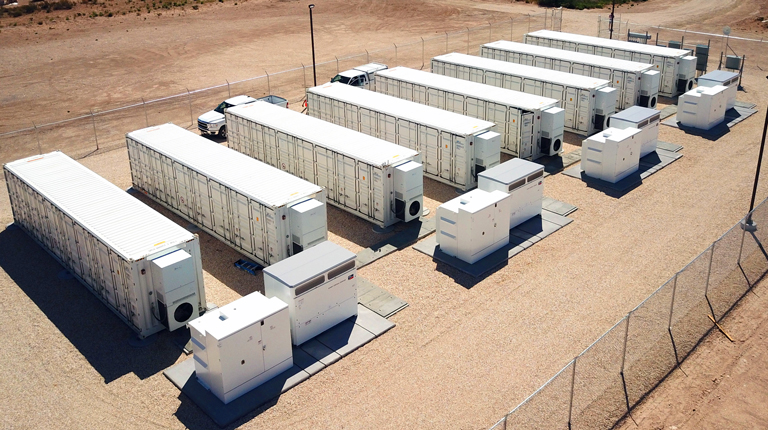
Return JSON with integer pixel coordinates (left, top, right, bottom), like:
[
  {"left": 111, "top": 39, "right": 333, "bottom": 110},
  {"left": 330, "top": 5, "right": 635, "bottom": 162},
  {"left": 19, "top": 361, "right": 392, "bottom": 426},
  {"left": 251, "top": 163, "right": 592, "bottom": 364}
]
[
  {"left": 198, "top": 95, "right": 288, "bottom": 138},
  {"left": 330, "top": 63, "right": 388, "bottom": 89}
]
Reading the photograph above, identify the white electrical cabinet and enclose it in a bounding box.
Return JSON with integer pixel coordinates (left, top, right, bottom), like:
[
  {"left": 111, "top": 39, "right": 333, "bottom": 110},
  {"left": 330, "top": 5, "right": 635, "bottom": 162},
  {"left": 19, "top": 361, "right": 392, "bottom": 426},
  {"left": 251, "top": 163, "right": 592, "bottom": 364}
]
[
  {"left": 431, "top": 52, "right": 617, "bottom": 135},
  {"left": 226, "top": 101, "right": 423, "bottom": 228},
  {"left": 307, "top": 82, "right": 500, "bottom": 191},
  {"left": 188, "top": 293, "right": 292, "bottom": 404},
  {"left": 481, "top": 40, "right": 659, "bottom": 110},
  {"left": 524, "top": 30, "right": 697, "bottom": 97},
  {"left": 478, "top": 159, "right": 544, "bottom": 229},
  {"left": 608, "top": 106, "right": 661, "bottom": 157},
  {"left": 677, "top": 85, "right": 728, "bottom": 130},
  {"left": 263, "top": 241, "right": 357, "bottom": 346},
  {"left": 582, "top": 128, "right": 642, "bottom": 183},
  {"left": 4, "top": 151, "right": 206, "bottom": 338},
  {"left": 126, "top": 124, "right": 327, "bottom": 267},
  {"left": 374, "top": 67, "right": 564, "bottom": 161},
  {"left": 436, "top": 189, "right": 511, "bottom": 264},
  {"left": 697, "top": 70, "right": 739, "bottom": 110}
]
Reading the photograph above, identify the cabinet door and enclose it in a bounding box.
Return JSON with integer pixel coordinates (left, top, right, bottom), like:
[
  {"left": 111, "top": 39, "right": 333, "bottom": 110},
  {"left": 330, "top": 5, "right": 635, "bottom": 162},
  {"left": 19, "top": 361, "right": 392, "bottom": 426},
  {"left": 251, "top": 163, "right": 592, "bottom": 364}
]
[
  {"left": 209, "top": 180, "right": 229, "bottom": 239},
  {"left": 251, "top": 202, "right": 267, "bottom": 263},
  {"left": 564, "top": 87, "right": 578, "bottom": 131},
  {"left": 420, "top": 126, "right": 440, "bottom": 176},
  {"left": 261, "top": 311, "right": 291, "bottom": 371},
  {"left": 230, "top": 190, "right": 252, "bottom": 253},
  {"left": 378, "top": 113, "right": 397, "bottom": 143},
  {"left": 577, "top": 89, "right": 591, "bottom": 133},
  {"left": 220, "top": 327, "right": 265, "bottom": 392},
  {"left": 372, "top": 167, "right": 386, "bottom": 223},
  {"left": 520, "top": 112, "right": 535, "bottom": 159}
]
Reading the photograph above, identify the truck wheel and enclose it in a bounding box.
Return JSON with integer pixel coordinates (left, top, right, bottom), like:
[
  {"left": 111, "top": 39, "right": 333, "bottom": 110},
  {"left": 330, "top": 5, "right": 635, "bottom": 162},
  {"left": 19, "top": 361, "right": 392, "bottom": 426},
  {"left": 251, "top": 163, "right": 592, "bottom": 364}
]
[{"left": 218, "top": 125, "right": 227, "bottom": 139}]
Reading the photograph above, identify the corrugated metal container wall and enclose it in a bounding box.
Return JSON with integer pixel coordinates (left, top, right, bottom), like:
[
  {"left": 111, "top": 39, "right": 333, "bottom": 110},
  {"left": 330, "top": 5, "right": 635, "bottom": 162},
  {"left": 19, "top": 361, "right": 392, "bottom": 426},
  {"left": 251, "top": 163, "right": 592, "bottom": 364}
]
[
  {"left": 524, "top": 30, "right": 695, "bottom": 97},
  {"left": 373, "top": 67, "right": 564, "bottom": 161},
  {"left": 4, "top": 151, "right": 206, "bottom": 338},
  {"left": 480, "top": 41, "right": 657, "bottom": 110},
  {"left": 126, "top": 123, "right": 328, "bottom": 267},
  {"left": 431, "top": 53, "right": 617, "bottom": 135},
  {"left": 306, "top": 82, "right": 500, "bottom": 191},
  {"left": 226, "top": 101, "right": 424, "bottom": 228}
]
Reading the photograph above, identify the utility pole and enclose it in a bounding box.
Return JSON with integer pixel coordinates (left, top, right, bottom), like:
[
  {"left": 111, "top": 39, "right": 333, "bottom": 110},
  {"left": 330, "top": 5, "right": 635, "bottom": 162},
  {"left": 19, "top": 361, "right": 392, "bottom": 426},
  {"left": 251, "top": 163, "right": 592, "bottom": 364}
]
[
  {"left": 609, "top": 0, "right": 616, "bottom": 40},
  {"left": 309, "top": 4, "right": 317, "bottom": 87}
]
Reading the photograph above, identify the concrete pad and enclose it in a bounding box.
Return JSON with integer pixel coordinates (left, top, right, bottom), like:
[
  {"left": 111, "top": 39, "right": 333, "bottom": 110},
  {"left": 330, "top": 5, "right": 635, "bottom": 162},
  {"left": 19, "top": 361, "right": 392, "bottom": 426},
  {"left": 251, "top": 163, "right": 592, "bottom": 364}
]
[
  {"left": 291, "top": 346, "right": 326, "bottom": 376},
  {"left": 355, "top": 304, "right": 396, "bottom": 337},
  {"left": 659, "top": 105, "right": 678, "bottom": 120},
  {"left": 163, "top": 358, "right": 310, "bottom": 428},
  {"left": 315, "top": 318, "right": 376, "bottom": 357},
  {"left": 562, "top": 149, "right": 683, "bottom": 193},
  {"left": 542, "top": 196, "right": 578, "bottom": 217},
  {"left": 534, "top": 149, "right": 582, "bottom": 176},
  {"left": 356, "top": 217, "right": 436, "bottom": 269},
  {"left": 656, "top": 140, "right": 683, "bottom": 153},
  {"left": 356, "top": 276, "right": 409, "bottom": 319},
  {"left": 299, "top": 339, "right": 341, "bottom": 367},
  {"left": 661, "top": 106, "right": 757, "bottom": 136}
]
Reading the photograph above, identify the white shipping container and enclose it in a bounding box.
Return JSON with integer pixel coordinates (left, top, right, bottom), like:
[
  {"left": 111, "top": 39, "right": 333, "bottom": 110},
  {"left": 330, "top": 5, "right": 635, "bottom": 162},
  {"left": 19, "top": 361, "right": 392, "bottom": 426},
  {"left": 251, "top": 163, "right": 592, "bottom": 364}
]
[
  {"left": 4, "top": 151, "right": 206, "bottom": 338},
  {"left": 226, "top": 101, "right": 424, "bottom": 228},
  {"left": 436, "top": 189, "right": 511, "bottom": 264},
  {"left": 264, "top": 241, "right": 357, "bottom": 346},
  {"left": 478, "top": 159, "right": 544, "bottom": 229},
  {"left": 697, "top": 70, "right": 739, "bottom": 110},
  {"left": 582, "top": 127, "right": 642, "bottom": 183},
  {"left": 481, "top": 40, "right": 659, "bottom": 110},
  {"left": 607, "top": 106, "right": 660, "bottom": 157},
  {"left": 374, "top": 67, "right": 564, "bottom": 161},
  {"left": 677, "top": 85, "right": 728, "bottom": 130},
  {"left": 188, "top": 292, "right": 293, "bottom": 404},
  {"left": 431, "top": 52, "right": 617, "bottom": 135},
  {"left": 126, "top": 123, "right": 327, "bottom": 267},
  {"left": 524, "top": 30, "right": 696, "bottom": 97},
  {"left": 307, "top": 82, "right": 500, "bottom": 191}
]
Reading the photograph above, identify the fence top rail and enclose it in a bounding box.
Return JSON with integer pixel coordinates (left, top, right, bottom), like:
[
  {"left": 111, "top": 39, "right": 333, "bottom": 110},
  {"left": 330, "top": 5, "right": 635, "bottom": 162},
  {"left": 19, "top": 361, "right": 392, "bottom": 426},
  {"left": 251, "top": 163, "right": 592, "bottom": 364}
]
[{"left": 506, "top": 356, "right": 575, "bottom": 415}]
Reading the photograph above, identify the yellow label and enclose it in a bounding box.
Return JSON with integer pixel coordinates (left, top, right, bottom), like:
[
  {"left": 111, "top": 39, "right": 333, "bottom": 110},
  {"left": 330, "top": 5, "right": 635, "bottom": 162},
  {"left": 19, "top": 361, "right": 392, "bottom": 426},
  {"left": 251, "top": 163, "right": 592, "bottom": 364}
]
[{"left": 153, "top": 241, "right": 165, "bottom": 247}]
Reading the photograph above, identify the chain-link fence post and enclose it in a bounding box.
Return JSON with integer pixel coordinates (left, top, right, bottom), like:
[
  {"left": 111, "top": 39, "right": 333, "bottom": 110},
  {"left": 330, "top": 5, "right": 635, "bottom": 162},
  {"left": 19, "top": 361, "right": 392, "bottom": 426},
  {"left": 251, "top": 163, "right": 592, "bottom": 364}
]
[
  {"left": 528, "top": 14, "right": 531, "bottom": 33},
  {"left": 89, "top": 109, "right": 99, "bottom": 151},
  {"left": 265, "top": 70, "right": 271, "bottom": 95},
  {"left": 141, "top": 97, "right": 149, "bottom": 127},
  {"left": 335, "top": 56, "right": 339, "bottom": 73},
  {"left": 226, "top": 79, "right": 231, "bottom": 98},
  {"left": 667, "top": 275, "right": 682, "bottom": 369},
  {"left": 186, "top": 87, "right": 194, "bottom": 128},
  {"left": 567, "top": 356, "right": 577, "bottom": 429},
  {"left": 365, "top": 49, "right": 370, "bottom": 63},
  {"left": 704, "top": 242, "right": 716, "bottom": 319},
  {"left": 394, "top": 43, "right": 398, "bottom": 64},
  {"left": 488, "top": 21, "right": 492, "bottom": 43},
  {"left": 620, "top": 310, "right": 632, "bottom": 417},
  {"left": 301, "top": 63, "right": 307, "bottom": 89},
  {"left": 31, "top": 121, "right": 42, "bottom": 154},
  {"left": 445, "top": 32, "right": 448, "bottom": 54},
  {"left": 510, "top": 18, "right": 513, "bottom": 40},
  {"left": 466, "top": 28, "right": 470, "bottom": 54},
  {"left": 421, "top": 37, "right": 425, "bottom": 69},
  {"left": 544, "top": 9, "right": 547, "bottom": 31}
]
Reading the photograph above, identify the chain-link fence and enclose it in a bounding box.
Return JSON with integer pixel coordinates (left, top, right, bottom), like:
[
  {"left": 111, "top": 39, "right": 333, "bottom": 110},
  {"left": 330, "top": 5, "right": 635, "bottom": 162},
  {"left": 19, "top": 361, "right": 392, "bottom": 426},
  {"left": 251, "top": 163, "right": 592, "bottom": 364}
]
[
  {"left": 493, "top": 197, "right": 768, "bottom": 429},
  {"left": 0, "top": 8, "right": 562, "bottom": 166}
]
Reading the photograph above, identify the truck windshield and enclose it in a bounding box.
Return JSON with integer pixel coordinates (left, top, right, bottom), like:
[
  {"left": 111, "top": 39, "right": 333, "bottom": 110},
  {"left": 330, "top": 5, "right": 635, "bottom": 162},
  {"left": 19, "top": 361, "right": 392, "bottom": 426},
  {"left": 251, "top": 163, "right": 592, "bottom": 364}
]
[
  {"left": 214, "top": 101, "right": 233, "bottom": 114},
  {"left": 331, "top": 75, "right": 351, "bottom": 84}
]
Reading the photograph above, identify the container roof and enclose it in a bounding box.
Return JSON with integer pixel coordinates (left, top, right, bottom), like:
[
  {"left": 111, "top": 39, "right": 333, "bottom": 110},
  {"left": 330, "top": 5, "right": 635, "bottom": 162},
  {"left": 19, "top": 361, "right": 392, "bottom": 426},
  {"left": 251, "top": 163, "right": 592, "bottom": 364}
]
[
  {"left": 308, "top": 83, "right": 495, "bottom": 136},
  {"left": 478, "top": 158, "right": 543, "bottom": 184},
  {"left": 433, "top": 52, "right": 611, "bottom": 90},
  {"left": 483, "top": 40, "right": 653, "bottom": 73},
  {"left": 126, "top": 124, "right": 322, "bottom": 208},
  {"left": 189, "top": 293, "right": 287, "bottom": 340},
  {"left": 527, "top": 30, "right": 692, "bottom": 58},
  {"left": 610, "top": 105, "right": 660, "bottom": 123},
  {"left": 698, "top": 70, "right": 739, "bottom": 83},
  {"left": 227, "top": 102, "right": 419, "bottom": 167},
  {"left": 263, "top": 240, "right": 356, "bottom": 287},
  {"left": 376, "top": 67, "right": 559, "bottom": 111},
  {"left": 439, "top": 189, "right": 510, "bottom": 214},
  {"left": 4, "top": 151, "right": 194, "bottom": 261}
]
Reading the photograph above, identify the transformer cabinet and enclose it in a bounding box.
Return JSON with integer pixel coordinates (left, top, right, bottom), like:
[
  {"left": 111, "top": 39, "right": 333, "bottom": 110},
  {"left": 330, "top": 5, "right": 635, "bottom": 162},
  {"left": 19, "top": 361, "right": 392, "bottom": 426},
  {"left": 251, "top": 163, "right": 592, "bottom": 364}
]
[
  {"left": 431, "top": 52, "right": 617, "bottom": 136},
  {"left": 374, "top": 67, "right": 564, "bottom": 161},
  {"left": 481, "top": 41, "right": 660, "bottom": 110},
  {"left": 478, "top": 158, "right": 544, "bottom": 229},
  {"left": 263, "top": 241, "right": 357, "bottom": 346},
  {"left": 307, "top": 82, "right": 501, "bottom": 191},
  {"left": 188, "top": 293, "right": 292, "bottom": 404},
  {"left": 607, "top": 106, "right": 660, "bottom": 157},
  {"left": 524, "top": 30, "right": 697, "bottom": 97},
  {"left": 127, "top": 124, "right": 328, "bottom": 267},
  {"left": 4, "top": 151, "right": 206, "bottom": 337},
  {"left": 226, "top": 101, "right": 424, "bottom": 228},
  {"left": 677, "top": 85, "right": 728, "bottom": 130},
  {"left": 582, "top": 128, "right": 642, "bottom": 183},
  {"left": 697, "top": 70, "right": 739, "bottom": 110}
]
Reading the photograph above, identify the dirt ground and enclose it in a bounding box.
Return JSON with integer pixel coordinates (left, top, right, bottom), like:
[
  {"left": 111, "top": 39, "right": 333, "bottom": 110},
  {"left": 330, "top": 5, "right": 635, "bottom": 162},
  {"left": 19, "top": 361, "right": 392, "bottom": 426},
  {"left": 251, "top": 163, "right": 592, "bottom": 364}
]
[{"left": 1, "top": 0, "right": 768, "bottom": 429}]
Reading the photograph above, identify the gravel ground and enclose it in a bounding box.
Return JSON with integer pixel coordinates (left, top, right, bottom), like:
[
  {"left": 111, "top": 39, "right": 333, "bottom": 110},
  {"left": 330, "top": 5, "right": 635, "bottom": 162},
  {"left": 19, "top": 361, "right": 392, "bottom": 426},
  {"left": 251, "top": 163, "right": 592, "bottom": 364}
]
[{"left": 2, "top": 1, "right": 768, "bottom": 429}]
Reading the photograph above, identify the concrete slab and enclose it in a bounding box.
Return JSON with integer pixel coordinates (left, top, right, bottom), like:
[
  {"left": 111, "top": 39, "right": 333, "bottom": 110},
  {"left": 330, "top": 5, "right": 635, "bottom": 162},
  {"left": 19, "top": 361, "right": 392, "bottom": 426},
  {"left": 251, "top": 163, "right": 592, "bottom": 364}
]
[
  {"left": 315, "top": 318, "right": 376, "bottom": 357},
  {"left": 534, "top": 148, "right": 582, "bottom": 176},
  {"left": 542, "top": 196, "right": 578, "bottom": 217},
  {"left": 661, "top": 106, "right": 758, "bottom": 137},
  {"left": 299, "top": 339, "right": 341, "bottom": 367},
  {"left": 356, "top": 217, "right": 436, "bottom": 269},
  {"left": 356, "top": 277, "right": 409, "bottom": 319},
  {"left": 355, "top": 304, "right": 396, "bottom": 337},
  {"left": 163, "top": 358, "right": 310, "bottom": 428},
  {"left": 659, "top": 105, "right": 678, "bottom": 120},
  {"left": 656, "top": 140, "right": 683, "bottom": 153},
  {"left": 291, "top": 346, "right": 326, "bottom": 376},
  {"left": 562, "top": 149, "right": 683, "bottom": 193}
]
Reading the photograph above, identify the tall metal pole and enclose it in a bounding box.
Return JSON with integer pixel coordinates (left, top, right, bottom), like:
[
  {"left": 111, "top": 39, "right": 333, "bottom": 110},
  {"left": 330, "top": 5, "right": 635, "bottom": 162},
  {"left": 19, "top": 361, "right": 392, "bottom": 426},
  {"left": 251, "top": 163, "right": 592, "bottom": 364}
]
[
  {"left": 609, "top": 0, "right": 615, "bottom": 40},
  {"left": 309, "top": 4, "right": 317, "bottom": 87},
  {"left": 747, "top": 75, "right": 768, "bottom": 225}
]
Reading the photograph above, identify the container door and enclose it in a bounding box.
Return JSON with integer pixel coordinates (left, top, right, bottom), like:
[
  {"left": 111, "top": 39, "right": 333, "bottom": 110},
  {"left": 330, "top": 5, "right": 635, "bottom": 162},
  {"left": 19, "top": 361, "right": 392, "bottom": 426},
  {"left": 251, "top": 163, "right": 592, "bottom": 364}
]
[
  {"left": 533, "top": 56, "right": 550, "bottom": 69},
  {"left": 633, "top": 52, "right": 652, "bottom": 64},
  {"left": 161, "top": 155, "right": 176, "bottom": 208},
  {"left": 331, "top": 99, "right": 346, "bottom": 126},
  {"left": 400, "top": 81, "right": 414, "bottom": 101},
  {"left": 623, "top": 72, "right": 637, "bottom": 108},
  {"left": 316, "top": 147, "right": 335, "bottom": 201},
  {"left": 452, "top": 134, "right": 467, "bottom": 186},
  {"left": 193, "top": 172, "right": 212, "bottom": 229},
  {"left": 521, "top": 112, "right": 535, "bottom": 159},
  {"left": 209, "top": 180, "right": 229, "bottom": 239},
  {"left": 439, "top": 132, "right": 452, "bottom": 181},
  {"left": 264, "top": 127, "right": 279, "bottom": 167},
  {"left": 372, "top": 167, "right": 385, "bottom": 223},
  {"left": 593, "top": 66, "right": 612, "bottom": 82},
  {"left": 456, "top": 65, "right": 471, "bottom": 81},
  {"left": 265, "top": 209, "right": 280, "bottom": 265},
  {"left": 229, "top": 191, "right": 253, "bottom": 254},
  {"left": 661, "top": 57, "right": 676, "bottom": 95},
  {"left": 344, "top": 102, "right": 358, "bottom": 129},
  {"left": 488, "top": 103, "right": 514, "bottom": 153},
  {"left": 523, "top": 78, "right": 543, "bottom": 96},
  {"left": 98, "top": 244, "right": 117, "bottom": 308},
  {"left": 596, "top": 46, "right": 614, "bottom": 58},
  {"left": 468, "top": 67, "right": 484, "bottom": 84},
  {"left": 250, "top": 201, "right": 266, "bottom": 262},
  {"left": 296, "top": 138, "right": 315, "bottom": 182},
  {"left": 110, "top": 253, "right": 129, "bottom": 317},
  {"left": 432, "top": 60, "right": 445, "bottom": 75},
  {"left": 562, "top": 41, "right": 577, "bottom": 51},
  {"left": 446, "top": 92, "right": 464, "bottom": 115},
  {"left": 360, "top": 108, "right": 377, "bottom": 136},
  {"left": 82, "top": 233, "right": 98, "bottom": 290},
  {"left": 277, "top": 132, "right": 293, "bottom": 174},
  {"left": 40, "top": 200, "right": 54, "bottom": 249},
  {"left": 318, "top": 95, "right": 334, "bottom": 122},
  {"left": 150, "top": 152, "right": 166, "bottom": 202},
  {"left": 412, "top": 84, "right": 428, "bottom": 104},
  {"left": 71, "top": 224, "right": 87, "bottom": 278},
  {"left": 64, "top": 220, "right": 80, "bottom": 274},
  {"left": 420, "top": 125, "right": 440, "bottom": 176},
  {"left": 442, "top": 62, "right": 456, "bottom": 77},
  {"left": 378, "top": 113, "right": 397, "bottom": 143},
  {"left": 519, "top": 53, "right": 534, "bottom": 66},
  {"left": 503, "top": 74, "right": 523, "bottom": 91},
  {"left": 543, "top": 83, "right": 565, "bottom": 104},
  {"left": 252, "top": 123, "right": 265, "bottom": 161},
  {"left": 552, "top": 59, "right": 571, "bottom": 73},
  {"left": 465, "top": 97, "right": 485, "bottom": 120},
  {"left": 564, "top": 87, "right": 578, "bottom": 131},
  {"left": 426, "top": 88, "right": 444, "bottom": 109},
  {"left": 571, "top": 62, "right": 590, "bottom": 77},
  {"left": 173, "top": 163, "right": 192, "bottom": 217},
  {"left": 357, "top": 163, "right": 372, "bottom": 218},
  {"left": 397, "top": 119, "right": 418, "bottom": 151},
  {"left": 486, "top": 71, "right": 503, "bottom": 88},
  {"left": 577, "top": 44, "right": 593, "bottom": 54},
  {"left": 343, "top": 156, "right": 357, "bottom": 211},
  {"left": 577, "top": 89, "right": 591, "bottom": 133}
]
